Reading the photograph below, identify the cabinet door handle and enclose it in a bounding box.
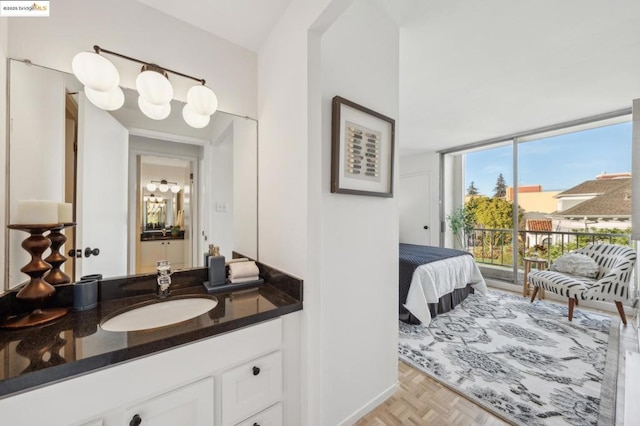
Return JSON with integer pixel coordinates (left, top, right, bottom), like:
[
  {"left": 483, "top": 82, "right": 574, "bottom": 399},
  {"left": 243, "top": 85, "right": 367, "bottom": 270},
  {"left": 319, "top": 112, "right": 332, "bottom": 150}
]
[
  {"left": 253, "top": 423, "right": 260, "bottom": 426},
  {"left": 252, "top": 366, "right": 260, "bottom": 376},
  {"left": 130, "top": 414, "right": 142, "bottom": 426}
]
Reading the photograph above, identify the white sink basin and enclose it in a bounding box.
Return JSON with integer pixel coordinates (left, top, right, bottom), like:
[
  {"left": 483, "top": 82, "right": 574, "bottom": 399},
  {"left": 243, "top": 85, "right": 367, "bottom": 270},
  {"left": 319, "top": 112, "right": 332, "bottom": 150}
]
[{"left": 101, "top": 296, "right": 218, "bottom": 332}]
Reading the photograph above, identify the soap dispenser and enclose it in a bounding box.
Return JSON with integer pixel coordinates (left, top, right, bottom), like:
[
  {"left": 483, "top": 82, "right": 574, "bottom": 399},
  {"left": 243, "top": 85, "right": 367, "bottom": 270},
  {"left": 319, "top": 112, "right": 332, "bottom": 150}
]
[{"left": 207, "top": 245, "right": 226, "bottom": 287}]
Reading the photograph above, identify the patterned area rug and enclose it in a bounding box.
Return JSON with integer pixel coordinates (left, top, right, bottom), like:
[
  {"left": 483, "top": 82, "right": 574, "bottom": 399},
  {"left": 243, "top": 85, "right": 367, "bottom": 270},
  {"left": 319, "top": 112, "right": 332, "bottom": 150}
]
[{"left": 399, "top": 290, "right": 619, "bottom": 426}]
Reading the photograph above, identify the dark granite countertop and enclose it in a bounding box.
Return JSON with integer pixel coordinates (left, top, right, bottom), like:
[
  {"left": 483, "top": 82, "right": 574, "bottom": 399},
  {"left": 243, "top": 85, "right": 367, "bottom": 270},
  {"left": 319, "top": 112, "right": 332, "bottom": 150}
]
[
  {"left": 140, "top": 233, "right": 185, "bottom": 241},
  {"left": 0, "top": 263, "right": 302, "bottom": 399}
]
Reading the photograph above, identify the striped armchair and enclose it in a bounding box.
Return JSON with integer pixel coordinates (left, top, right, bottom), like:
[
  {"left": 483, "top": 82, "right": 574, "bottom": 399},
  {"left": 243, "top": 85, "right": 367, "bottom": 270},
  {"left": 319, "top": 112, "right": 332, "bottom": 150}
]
[{"left": 528, "top": 244, "right": 636, "bottom": 325}]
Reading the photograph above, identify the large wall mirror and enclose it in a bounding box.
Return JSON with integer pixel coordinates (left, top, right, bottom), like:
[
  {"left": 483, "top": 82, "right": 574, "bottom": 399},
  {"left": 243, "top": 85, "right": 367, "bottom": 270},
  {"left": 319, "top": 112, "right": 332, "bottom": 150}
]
[{"left": 6, "top": 59, "right": 258, "bottom": 290}]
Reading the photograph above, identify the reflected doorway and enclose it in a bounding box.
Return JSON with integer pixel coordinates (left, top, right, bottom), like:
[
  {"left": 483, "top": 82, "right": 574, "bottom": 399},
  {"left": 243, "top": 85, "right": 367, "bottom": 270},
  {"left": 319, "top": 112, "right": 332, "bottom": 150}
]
[{"left": 135, "top": 155, "right": 195, "bottom": 274}]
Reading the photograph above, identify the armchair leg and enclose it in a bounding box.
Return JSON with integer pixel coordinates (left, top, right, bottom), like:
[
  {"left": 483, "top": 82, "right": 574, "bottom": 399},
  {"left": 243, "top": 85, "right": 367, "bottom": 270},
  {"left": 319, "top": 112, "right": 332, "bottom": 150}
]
[
  {"left": 615, "top": 301, "right": 627, "bottom": 326},
  {"left": 530, "top": 287, "right": 539, "bottom": 303},
  {"left": 568, "top": 298, "right": 575, "bottom": 321}
]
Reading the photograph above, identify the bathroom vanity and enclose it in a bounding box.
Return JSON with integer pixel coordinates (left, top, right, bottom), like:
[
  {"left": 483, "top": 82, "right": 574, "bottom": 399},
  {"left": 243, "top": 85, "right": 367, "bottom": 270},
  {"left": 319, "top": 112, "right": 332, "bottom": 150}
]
[{"left": 0, "top": 264, "right": 302, "bottom": 426}]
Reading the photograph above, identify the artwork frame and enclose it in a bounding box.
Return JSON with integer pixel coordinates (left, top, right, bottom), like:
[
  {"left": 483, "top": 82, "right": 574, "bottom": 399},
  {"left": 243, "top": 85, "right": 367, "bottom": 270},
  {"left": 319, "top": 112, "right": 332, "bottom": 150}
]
[{"left": 331, "top": 96, "right": 395, "bottom": 197}]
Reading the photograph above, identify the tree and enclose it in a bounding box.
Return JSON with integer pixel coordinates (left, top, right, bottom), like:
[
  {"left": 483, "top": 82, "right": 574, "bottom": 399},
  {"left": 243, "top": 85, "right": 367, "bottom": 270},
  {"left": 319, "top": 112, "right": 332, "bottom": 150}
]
[
  {"left": 466, "top": 196, "right": 521, "bottom": 255},
  {"left": 472, "top": 196, "right": 515, "bottom": 230},
  {"left": 466, "top": 181, "right": 479, "bottom": 196},
  {"left": 494, "top": 173, "right": 507, "bottom": 198},
  {"left": 446, "top": 206, "right": 475, "bottom": 249}
]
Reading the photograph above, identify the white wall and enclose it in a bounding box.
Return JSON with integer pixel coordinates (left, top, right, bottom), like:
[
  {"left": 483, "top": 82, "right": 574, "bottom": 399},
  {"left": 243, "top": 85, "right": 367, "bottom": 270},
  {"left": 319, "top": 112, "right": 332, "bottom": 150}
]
[
  {"left": 211, "top": 126, "right": 234, "bottom": 258},
  {"left": 319, "top": 2, "right": 399, "bottom": 423},
  {"left": 259, "top": 3, "right": 324, "bottom": 423},
  {"left": 260, "top": 0, "right": 399, "bottom": 424},
  {"left": 7, "top": 0, "right": 256, "bottom": 118},
  {"left": 400, "top": 152, "right": 441, "bottom": 245},
  {"left": 8, "top": 61, "right": 66, "bottom": 287},
  {"left": 232, "top": 119, "right": 258, "bottom": 259},
  {"left": 0, "top": 17, "right": 7, "bottom": 289}
]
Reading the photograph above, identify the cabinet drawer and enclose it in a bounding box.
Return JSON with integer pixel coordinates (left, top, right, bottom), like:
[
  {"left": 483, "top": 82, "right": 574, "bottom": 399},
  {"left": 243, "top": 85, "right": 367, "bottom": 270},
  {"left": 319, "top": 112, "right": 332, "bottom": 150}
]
[
  {"left": 221, "top": 351, "right": 282, "bottom": 426},
  {"left": 123, "top": 377, "right": 214, "bottom": 426},
  {"left": 234, "top": 403, "right": 282, "bottom": 426}
]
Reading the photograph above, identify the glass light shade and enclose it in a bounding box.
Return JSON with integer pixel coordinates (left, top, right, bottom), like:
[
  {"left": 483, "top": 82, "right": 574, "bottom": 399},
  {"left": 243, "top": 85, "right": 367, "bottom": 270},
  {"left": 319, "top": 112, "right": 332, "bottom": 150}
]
[
  {"left": 136, "top": 70, "right": 173, "bottom": 105},
  {"left": 187, "top": 85, "right": 218, "bottom": 116},
  {"left": 85, "top": 86, "right": 124, "bottom": 111},
  {"left": 138, "top": 96, "right": 171, "bottom": 120},
  {"left": 146, "top": 183, "right": 157, "bottom": 191},
  {"left": 158, "top": 183, "right": 169, "bottom": 193},
  {"left": 155, "top": 196, "right": 163, "bottom": 202},
  {"left": 182, "top": 104, "right": 210, "bottom": 129},
  {"left": 171, "top": 185, "right": 181, "bottom": 193},
  {"left": 72, "top": 52, "right": 120, "bottom": 92},
  {"left": 143, "top": 196, "right": 149, "bottom": 202}
]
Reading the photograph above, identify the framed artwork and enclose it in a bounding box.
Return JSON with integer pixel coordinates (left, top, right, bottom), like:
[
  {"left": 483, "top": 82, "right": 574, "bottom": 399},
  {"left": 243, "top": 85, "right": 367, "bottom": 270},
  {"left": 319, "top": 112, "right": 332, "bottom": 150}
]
[{"left": 331, "top": 96, "right": 395, "bottom": 197}]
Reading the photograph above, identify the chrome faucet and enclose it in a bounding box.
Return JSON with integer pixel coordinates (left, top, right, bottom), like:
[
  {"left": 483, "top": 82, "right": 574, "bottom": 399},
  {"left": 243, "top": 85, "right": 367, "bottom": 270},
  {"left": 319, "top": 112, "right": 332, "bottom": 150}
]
[{"left": 156, "top": 260, "right": 172, "bottom": 298}]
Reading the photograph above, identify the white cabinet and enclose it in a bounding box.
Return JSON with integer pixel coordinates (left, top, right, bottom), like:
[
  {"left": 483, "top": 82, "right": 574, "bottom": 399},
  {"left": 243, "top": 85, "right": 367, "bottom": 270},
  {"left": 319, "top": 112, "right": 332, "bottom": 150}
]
[
  {"left": 221, "top": 351, "right": 282, "bottom": 426},
  {"left": 235, "top": 403, "right": 282, "bottom": 426},
  {"left": 74, "top": 420, "right": 103, "bottom": 426},
  {"left": 123, "top": 377, "right": 214, "bottom": 426},
  {"left": 165, "top": 240, "right": 185, "bottom": 265},
  {"left": 0, "top": 319, "right": 283, "bottom": 426},
  {"left": 139, "top": 240, "right": 185, "bottom": 273}
]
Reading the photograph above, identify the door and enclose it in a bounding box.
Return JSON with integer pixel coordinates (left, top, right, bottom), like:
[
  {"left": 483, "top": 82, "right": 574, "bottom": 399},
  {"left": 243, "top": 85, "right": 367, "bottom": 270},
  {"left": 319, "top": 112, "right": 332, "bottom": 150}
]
[
  {"left": 76, "top": 93, "right": 129, "bottom": 278},
  {"left": 399, "top": 172, "right": 432, "bottom": 246}
]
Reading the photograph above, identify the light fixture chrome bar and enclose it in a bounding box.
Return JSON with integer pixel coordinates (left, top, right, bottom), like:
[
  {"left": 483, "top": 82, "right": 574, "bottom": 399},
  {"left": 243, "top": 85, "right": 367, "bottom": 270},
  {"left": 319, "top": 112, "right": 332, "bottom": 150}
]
[{"left": 93, "top": 45, "right": 206, "bottom": 85}]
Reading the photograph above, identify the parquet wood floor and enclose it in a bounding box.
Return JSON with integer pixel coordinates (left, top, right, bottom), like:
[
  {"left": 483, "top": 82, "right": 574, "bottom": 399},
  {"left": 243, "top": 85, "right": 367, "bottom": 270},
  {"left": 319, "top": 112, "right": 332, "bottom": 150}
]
[{"left": 356, "top": 360, "right": 509, "bottom": 426}]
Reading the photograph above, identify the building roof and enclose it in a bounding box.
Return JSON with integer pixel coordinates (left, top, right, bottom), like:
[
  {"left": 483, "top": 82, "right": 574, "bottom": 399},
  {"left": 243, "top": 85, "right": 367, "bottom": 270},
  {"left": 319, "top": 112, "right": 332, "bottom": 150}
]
[
  {"left": 553, "top": 179, "right": 631, "bottom": 218},
  {"left": 555, "top": 178, "right": 630, "bottom": 197},
  {"left": 526, "top": 219, "right": 552, "bottom": 232}
]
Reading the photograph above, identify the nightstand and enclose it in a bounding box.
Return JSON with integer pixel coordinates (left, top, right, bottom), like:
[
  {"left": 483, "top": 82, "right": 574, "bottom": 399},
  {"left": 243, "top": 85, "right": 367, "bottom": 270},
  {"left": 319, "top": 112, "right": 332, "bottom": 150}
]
[{"left": 523, "top": 257, "right": 548, "bottom": 299}]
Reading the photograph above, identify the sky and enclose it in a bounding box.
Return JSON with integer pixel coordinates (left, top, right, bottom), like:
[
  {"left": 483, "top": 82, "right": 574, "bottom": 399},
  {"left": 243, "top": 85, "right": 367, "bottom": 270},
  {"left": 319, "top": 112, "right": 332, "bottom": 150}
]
[{"left": 464, "top": 121, "right": 632, "bottom": 196}]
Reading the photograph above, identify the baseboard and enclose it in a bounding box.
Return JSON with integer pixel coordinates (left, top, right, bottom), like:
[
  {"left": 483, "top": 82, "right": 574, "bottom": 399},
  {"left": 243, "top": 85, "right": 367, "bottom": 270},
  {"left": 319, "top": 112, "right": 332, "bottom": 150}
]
[{"left": 337, "top": 381, "right": 398, "bottom": 426}]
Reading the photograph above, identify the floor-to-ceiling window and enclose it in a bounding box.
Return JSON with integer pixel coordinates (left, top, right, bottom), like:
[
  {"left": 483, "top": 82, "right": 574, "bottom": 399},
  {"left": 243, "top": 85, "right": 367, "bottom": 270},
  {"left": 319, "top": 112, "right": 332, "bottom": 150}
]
[{"left": 442, "top": 114, "right": 632, "bottom": 285}]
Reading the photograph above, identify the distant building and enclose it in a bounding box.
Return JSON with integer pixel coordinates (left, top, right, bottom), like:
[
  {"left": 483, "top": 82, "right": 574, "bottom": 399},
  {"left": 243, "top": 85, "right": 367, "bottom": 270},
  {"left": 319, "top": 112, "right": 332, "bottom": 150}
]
[
  {"left": 548, "top": 173, "right": 631, "bottom": 233},
  {"left": 505, "top": 185, "right": 560, "bottom": 215}
]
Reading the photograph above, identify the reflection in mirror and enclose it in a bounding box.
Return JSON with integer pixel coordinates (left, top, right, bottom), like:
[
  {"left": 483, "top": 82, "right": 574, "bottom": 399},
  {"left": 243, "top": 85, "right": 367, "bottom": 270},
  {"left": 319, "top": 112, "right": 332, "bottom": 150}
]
[{"left": 6, "top": 59, "right": 258, "bottom": 291}]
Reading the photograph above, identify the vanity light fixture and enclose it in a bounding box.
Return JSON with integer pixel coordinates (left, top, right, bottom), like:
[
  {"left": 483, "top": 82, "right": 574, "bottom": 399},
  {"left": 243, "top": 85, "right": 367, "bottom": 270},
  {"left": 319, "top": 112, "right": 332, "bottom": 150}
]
[
  {"left": 147, "top": 179, "right": 180, "bottom": 194},
  {"left": 71, "top": 45, "right": 218, "bottom": 127}
]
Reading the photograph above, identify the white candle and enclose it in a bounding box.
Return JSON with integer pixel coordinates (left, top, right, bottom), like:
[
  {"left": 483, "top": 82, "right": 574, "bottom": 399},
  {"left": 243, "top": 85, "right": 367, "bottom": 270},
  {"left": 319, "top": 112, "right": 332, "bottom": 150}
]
[
  {"left": 58, "top": 203, "right": 73, "bottom": 223},
  {"left": 15, "top": 200, "right": 60, "bottom": 225}
]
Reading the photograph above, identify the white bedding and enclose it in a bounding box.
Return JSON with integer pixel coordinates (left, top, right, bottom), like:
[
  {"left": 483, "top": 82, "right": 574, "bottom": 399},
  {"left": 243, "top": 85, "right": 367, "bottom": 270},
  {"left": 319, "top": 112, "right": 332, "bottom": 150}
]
[{"left": 403, "top": 254, "right": 487, "bottom": 326}]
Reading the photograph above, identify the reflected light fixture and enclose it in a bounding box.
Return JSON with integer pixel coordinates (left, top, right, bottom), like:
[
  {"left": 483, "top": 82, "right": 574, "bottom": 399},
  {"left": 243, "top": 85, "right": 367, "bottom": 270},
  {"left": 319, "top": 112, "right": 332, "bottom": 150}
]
[
  {"left": 147, "top": 193, "right": 163, "bottom": 203},
  {"left": 71, "top": 45, "right": 218, "bottom": 128},
  {"left": 147, "top": 179, "right": 180, "bottom": 193}
]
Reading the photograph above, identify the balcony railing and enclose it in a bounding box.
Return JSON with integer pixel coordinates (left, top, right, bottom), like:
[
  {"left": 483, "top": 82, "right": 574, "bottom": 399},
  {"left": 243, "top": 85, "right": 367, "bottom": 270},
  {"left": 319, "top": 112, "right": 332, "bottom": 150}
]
[{"left": 467, "top": 228, "right": 632, "bottom": 268}]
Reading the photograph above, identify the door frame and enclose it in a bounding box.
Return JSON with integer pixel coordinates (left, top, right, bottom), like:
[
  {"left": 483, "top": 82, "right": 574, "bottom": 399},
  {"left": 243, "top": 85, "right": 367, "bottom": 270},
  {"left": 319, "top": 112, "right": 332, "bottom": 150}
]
[{"left": 128, "top": 139, "right": 204, "bottom": 275}]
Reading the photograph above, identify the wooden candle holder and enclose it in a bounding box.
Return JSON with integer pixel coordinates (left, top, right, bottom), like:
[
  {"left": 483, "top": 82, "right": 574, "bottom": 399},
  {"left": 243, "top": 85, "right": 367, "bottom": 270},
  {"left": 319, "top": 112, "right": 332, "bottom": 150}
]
[
  {"left": 2, "top": 224, "right": 69, "bottom": 329},
  {"left": 44, "top": 223, "right": 76, "bottom": 285}
]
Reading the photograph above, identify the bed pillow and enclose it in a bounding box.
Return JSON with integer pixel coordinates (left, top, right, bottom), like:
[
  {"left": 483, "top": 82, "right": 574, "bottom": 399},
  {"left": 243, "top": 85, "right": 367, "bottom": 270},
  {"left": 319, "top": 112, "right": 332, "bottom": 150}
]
[{"left": 550, "top": 253, "right": 599, "bottom": 278}]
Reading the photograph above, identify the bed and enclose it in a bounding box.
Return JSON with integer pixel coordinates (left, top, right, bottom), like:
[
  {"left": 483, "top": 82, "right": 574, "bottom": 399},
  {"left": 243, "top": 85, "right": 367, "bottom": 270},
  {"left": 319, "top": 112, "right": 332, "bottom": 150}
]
[{"left": 399, "top": 243, "right": 487, "bottom": 326}]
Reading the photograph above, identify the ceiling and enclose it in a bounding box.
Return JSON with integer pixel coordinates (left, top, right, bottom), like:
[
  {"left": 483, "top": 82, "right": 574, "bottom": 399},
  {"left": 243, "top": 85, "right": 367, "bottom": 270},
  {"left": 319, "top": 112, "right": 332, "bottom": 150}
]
[
  {"left": 378, "top": 0, "right": 640, "bottom": 154},
  {"left": 135, "top": 0, "right": 292, "bottom": 52},
  {"left": 136, "top": 0, "right": 640, "bottom": 154}
]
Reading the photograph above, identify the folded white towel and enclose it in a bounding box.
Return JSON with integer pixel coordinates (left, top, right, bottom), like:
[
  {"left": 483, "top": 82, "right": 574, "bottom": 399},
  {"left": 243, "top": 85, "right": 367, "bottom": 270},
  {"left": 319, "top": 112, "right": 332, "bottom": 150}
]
[
  {"left": 230, "top": 275, "right": 260, "bottom": 284},
  {"left": 228, "top": 261, "right": 259, "bottom": 280}
]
